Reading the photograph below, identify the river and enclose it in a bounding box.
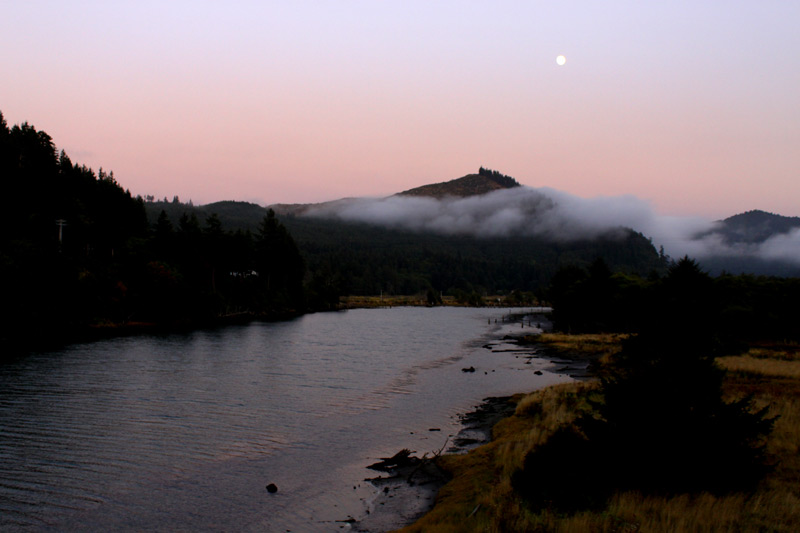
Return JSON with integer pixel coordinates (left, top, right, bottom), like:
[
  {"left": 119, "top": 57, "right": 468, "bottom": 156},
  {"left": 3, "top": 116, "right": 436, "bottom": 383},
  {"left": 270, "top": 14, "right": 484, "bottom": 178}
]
[{"left": 0, "top": 307, "right": 570, "bottom": 532}]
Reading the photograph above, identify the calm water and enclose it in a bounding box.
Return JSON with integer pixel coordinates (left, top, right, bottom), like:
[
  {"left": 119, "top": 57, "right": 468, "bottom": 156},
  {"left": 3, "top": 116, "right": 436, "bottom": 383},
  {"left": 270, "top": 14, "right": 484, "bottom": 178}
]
[{"left": 0, "top": 307, "right": 569, "bottom": 532}]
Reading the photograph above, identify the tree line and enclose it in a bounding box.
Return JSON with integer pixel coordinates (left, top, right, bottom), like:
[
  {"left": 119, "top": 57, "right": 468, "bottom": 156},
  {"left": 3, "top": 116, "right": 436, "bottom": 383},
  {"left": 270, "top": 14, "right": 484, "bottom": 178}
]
[
  {"left": 478, "top": 166, "right": 520, "bottom": 189},
  {"left": 513, "top": 256, "right": 789, "bottom": 509},
  {"left": 142, "top": 197, "right": 670, "bottom": 303},
  {"left": 0, "top": 112, "right": 326, "bottom": 355},
  {"left": 542, "top": 255, "right": 797, "bottom": 493},
  {"left": 547, "top": 255, "right": 800, "bottom": 343}
]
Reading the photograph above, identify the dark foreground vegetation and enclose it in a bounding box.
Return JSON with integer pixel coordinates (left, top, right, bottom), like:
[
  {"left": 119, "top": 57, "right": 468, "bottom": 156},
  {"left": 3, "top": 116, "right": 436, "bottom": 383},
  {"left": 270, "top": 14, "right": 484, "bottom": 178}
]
[
  {"left": 0, "top": 112, "right": 317, "bottom": 356},
  {"left": 399, "top": 258, "right": 800, "bottom": 532},
  {"left": 548, "top": 255, "right": 800, "bottom": 342}
]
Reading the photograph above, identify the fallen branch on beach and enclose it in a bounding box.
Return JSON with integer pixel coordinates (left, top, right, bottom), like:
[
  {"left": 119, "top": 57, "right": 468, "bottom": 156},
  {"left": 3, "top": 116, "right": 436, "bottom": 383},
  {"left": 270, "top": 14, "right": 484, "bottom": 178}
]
[
  {"left": 367, "top": 449, "right": 419, "bottom": 472},
  {"left": 407, "top": 437, "right": 450, "bottom": 485},
  {"left": 367, "top": 440, "right": 453, "bottom": 491}
]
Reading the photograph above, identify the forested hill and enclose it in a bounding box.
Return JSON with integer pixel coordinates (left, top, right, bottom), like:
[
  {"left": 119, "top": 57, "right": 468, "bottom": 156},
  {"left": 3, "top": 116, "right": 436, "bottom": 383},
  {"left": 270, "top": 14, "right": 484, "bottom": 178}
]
[
  {"left": 687, "top": 210, "right": 800, "bottom": 276},
  {"left": 145, "top": 196, "right": 667, "bottom": 299},
  {"left": 397, "top": 167, "right": 521, "bottom": 198},
  {"left": 715, "top": 210, "right": 800, "bottom": 245},
  {"left": 279, "top": 215, "right": 666, "bottom": 298},
  {"left": 148, "top": 200, "right": 269, "bottom": 233},
  {"left": 0, "top": 112, "right": 307, "bottom": 355},
  {"left": 141, "top": 168, "right": 667, "bottom": 299},
  {"left": 1, "top": 115, "right": 148, "bottom": 258}
]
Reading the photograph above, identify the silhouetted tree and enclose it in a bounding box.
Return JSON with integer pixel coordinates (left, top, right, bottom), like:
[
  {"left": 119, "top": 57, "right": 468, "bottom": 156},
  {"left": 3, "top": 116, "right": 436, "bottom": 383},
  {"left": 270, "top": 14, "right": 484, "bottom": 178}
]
[
  {"left": 155, "top": 210, "right": 173, "bottom": 236},
  {"left": 516, "top": 258, "right": 775, "bottom": 510},
  {"left": 256, "top": 209, "right": 305, "bottom": 309},
  {"left": 179, "top": 212, "right": 201, "bottom": 234}
]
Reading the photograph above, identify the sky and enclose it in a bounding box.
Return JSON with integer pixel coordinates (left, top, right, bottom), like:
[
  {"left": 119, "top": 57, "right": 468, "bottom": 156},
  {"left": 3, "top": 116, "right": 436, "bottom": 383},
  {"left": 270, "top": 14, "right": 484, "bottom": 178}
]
[{"left": 3, "top": 1, "right": 799, "bottom": 218}]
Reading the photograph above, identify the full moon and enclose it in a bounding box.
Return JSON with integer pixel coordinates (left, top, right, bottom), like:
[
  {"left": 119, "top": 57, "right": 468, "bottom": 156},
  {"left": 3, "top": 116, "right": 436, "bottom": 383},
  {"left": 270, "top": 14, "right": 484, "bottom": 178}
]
[{"left": 556, "top": 55, "right": 567, "bottom": 66}]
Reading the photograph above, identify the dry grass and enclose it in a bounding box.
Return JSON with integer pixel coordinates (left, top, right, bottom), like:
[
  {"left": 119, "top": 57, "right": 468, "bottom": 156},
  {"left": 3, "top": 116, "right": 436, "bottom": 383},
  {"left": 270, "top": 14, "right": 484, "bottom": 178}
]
[
  {"left": 395, "top": 339, "right": 800, "bottom": 533},
  {"left": 719, "top": 342, "right": 800, "bottom": 378},
  {"left": 718, "top": 354, "right": 800, "bottom": 379},
  {"left": 396, "top": 382, "right": 595, "bottom": 533},
  {"left": 743, "top": 342, "right": 800, "bottom": 361},
  {"left": 536, "top": 332, "right": 627, "bottom": 364}
]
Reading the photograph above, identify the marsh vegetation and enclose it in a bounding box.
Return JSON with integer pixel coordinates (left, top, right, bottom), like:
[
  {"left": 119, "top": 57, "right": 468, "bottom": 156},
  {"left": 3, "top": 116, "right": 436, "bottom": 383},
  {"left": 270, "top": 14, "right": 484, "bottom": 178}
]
[
  {"left": 398, "top": 340, "right": 799, "bottom": 532},
  {"left": 398, "top": 258, "right": 800, "bottom": 532}
]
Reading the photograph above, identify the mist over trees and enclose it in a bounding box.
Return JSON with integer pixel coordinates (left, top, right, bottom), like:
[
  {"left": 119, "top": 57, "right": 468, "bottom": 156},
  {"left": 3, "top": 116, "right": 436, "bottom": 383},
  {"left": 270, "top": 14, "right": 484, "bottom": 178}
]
[
  {"left": 144, "top": 199, "right": 669, "bottom": 301},
  {"left": 9, "top": 108, "right": 795, "bottom": 357}
]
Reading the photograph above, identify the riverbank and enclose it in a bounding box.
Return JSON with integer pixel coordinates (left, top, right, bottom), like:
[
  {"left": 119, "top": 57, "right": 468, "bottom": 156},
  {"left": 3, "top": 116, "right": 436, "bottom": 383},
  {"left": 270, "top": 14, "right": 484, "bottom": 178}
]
[
  {"left": 2, "top": 299, "right": 544, "bottom": 362},
  {"left": 0, "top": 309, "right": 305, "bottom": 362},
  {"left": 350, "top": 318, "right": 572, "bottom": 532},
  {"left": 1, "top": 306, "right": 571, "bottom": 531},
  {"left": 392, "top": 336, "right": 800, "bottom": 532},
  {"left": 353, "top": 396, "right": 519, "bottom": 532},
  {"left": 337, "top": 295, "right": 541, "bottom": 309}
]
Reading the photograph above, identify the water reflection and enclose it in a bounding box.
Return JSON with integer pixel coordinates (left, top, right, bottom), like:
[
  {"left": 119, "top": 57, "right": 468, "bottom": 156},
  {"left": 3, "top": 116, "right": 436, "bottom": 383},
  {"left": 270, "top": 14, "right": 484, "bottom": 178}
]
[{"left": 0, "top": 307, "right": 565, "bottom": 531}]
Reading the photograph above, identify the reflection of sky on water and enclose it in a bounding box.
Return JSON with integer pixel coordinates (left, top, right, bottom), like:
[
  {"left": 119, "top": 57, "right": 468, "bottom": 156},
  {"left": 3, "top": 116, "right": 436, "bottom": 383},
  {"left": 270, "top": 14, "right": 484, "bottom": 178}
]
[{"left": 0, "top": 307, "right": 568, "bottom": 531}]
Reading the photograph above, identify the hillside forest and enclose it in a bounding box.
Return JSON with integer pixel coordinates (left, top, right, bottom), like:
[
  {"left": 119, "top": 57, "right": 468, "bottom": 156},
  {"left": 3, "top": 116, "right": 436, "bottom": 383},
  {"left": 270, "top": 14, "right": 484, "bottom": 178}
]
[
  {"left": 0, "top": 112, "right": 308, "bottom": 354},
  {"left": 142, "top": 198, "right": 668, "bottom": 303},
  {"left": 4, "top": 111, "right": 800, "bottom": 358}
]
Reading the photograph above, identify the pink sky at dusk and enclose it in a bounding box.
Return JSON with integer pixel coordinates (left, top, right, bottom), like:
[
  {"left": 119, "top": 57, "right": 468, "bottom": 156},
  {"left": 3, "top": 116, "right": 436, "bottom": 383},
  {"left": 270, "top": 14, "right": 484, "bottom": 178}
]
[{"left": 3, "top": 1, "right": 799, "bottom": 218}]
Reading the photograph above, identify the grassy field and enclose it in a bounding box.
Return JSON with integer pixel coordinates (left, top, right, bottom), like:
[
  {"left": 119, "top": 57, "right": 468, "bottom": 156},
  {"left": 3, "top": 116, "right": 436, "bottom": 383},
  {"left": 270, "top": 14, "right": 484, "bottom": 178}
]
[{"left": 396, "top": 337, "right": 800, "bottom": 532}]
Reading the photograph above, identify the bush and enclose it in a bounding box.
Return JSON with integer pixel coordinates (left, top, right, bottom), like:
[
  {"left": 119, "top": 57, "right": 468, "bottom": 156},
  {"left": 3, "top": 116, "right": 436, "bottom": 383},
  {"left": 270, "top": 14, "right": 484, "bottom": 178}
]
[{"left": 514, "top": 325, "right": 774, "bottom": 511}]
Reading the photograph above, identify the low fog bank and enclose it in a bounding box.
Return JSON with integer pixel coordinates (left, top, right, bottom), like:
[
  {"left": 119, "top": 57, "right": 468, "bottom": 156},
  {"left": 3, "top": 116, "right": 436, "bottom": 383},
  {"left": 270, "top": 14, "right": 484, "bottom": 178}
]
[{"left": 305, "top": 187, "right": 800, "bottom": 268}]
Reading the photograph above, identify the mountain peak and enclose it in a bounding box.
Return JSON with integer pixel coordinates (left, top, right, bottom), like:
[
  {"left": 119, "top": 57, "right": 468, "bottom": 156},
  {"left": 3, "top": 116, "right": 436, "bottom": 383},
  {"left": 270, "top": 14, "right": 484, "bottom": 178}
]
[
  {"left": 716, "top": 209, "right": 800, "bottom": 244},
  {"left": 397, "top": 169, "right": 521, "bottom": 199}
]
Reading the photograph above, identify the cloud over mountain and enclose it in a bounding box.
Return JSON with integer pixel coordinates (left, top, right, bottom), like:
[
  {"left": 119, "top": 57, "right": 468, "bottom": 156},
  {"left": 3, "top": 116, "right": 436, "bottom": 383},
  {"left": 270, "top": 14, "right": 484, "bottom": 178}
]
[{"left": 306, "top": 186, "right": 800, "bottom": 267}]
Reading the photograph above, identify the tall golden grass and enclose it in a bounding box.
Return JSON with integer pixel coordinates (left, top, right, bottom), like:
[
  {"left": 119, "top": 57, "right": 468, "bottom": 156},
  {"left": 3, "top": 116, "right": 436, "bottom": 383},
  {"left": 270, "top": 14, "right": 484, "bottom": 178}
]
[
  {"left": 718, "top": 354, "right": 800, "bottom": 379},
  {"left": 536, "top": 332, "right": 627, "bottom": 363},
  {"left": 396, "top": 337, "right": 800, "bottom": 533}
]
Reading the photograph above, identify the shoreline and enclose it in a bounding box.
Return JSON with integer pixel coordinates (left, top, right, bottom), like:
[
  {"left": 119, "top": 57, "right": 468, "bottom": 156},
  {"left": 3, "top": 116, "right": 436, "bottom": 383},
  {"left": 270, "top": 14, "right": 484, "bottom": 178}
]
[
  {"left": 2, "top": 303, "right": 548, "bottom": 363},
  {"left": 352, "top": 313, "right": 571, "bottom": 532},
  {"left": 381, "top": 335, "right": 800, "bottom": 531},
  {"left": 1, "top": 310, "right": 304, "bottom": 362},
  {"left": 352, "top": 396, "right": 519, "bottom": 533},
  {"left": 2, "top": 305, "right": 572, "bottom": 530},
  {"left": 337, "top": 295, "right": 542, "bottom": 310}
]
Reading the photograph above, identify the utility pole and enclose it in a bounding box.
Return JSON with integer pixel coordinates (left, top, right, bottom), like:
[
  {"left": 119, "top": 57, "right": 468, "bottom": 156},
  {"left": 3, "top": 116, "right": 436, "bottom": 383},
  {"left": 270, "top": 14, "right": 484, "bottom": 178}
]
[{"left": 55, "top": 219, "right": 67, "bottom": 252}]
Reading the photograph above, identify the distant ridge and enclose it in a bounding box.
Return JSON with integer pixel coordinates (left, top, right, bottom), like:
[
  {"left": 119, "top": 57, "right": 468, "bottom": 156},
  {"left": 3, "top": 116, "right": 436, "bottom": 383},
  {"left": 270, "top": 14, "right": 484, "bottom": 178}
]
[
  {"left": 398, "top": 168, "right": 521, "bottom": 199},
  {"left": 714, "top": 209, "right": 800, "bottom": 244}
]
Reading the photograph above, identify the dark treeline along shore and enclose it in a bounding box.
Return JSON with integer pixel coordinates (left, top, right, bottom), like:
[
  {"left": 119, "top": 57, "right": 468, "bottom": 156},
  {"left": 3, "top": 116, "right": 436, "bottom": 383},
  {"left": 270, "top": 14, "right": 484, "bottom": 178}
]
[
  {"left": 0, "top": 110, "right": 667, "bottom": 355},
  {"left": 548, "top": 255, "right": 800, "bottom": 343},
  {"left": 5, "top": 110, "right": 800, "bottom": 529},
  {"left": 538, "top": 257, "right": 799, "bottom": 498},
  {"left": 0, "top": 112, "right": 312, "bottom": 357},
  {"left": 4, "top": 108, "right": 800, "bottom": 362}
]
